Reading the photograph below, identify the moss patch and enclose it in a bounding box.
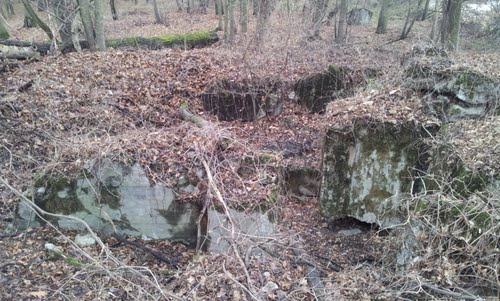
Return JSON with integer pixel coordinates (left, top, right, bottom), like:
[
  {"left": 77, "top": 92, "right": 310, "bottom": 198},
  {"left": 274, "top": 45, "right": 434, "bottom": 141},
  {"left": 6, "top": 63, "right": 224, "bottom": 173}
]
[
  {"left": 35, "top": 176, "right": 83, "bottom": 215},
  {"left": 106, "top": 30, "right": 218, "bottom": 50}
]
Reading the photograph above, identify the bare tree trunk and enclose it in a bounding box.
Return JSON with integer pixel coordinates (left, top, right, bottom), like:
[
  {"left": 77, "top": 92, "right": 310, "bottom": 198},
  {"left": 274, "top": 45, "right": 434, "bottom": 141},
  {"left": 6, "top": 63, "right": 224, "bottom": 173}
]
[
  {"left": 152, "top": 0, "right": 166, "bottom": 24},
  {"left": 229, "top": 0, "right": 237, "bottom": 38},
  {"left": 305, "top": 0, "right": 329, "bottom": 40},
  {"left": 255, "top": 0, "right": 273, "bottom": 47},
  {"left": 110, "top": 0, "right": 118, "bottom": 20},
  {"left": 400, "top": 0, "right": 419, "bottom": 39},
  {"left": 51, "top": 0, "right": 76, "bottom": 49},
  {"left": 4, "top": 0, "right": 14, "bottom": 16},
  {"left": 240, "top": 0, "right": 248, "bottom": 33},
  {"left": 22, "top": 0, "right": 53, "bottom": 40},
  {"left": 430, "top": 1, "right": 439, "bottom": 41},
  {"left": 223, "top": 0, "right": 229, "bottom": 41},
  {"left": 376, "top": 0, "right": 390, "bottom": 34},
  {"left": 94, "top": 0, "right": 106, "bottom": 51},
  {"left": 175, "top": 0, "right": 183, "bottom": 11},
  {"left": 421, "top": 0, "right": 431, "bottom": 20},
  {"left": 335, "top": 0, "right": 347, "bottom": 43},
  {"left": 440, "top": 0, "right": 463, "bottom": 50},
  {"left": 215, "top": 0, "right": 223, "bottom": 30},
  {"left": 78, "top": 0, "right": 96, "bottom": 50},
  {"left": 0, "top": 13, "right": 9, "bottom": 39}
]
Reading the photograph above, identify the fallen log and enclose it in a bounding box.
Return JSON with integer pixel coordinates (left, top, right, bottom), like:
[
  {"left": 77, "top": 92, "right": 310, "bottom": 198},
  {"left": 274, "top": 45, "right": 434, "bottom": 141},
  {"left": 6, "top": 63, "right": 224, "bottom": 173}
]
[
  {"left": 0, "top": 30, "right": 219, "bottom": 56},
  {"left": 0, "top": 44, "right": 40, "bottom": 60}
]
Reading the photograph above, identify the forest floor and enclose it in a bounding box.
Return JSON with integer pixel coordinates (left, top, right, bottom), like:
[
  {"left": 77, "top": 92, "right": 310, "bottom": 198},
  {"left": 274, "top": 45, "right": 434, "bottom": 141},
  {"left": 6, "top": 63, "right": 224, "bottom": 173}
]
[{"left": 1, "top": 2, "right": 500, "bottom": 300}]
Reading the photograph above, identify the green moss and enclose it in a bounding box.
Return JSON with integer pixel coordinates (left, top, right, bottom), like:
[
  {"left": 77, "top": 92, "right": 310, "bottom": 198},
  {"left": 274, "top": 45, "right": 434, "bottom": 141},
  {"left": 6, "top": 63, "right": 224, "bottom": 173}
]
[
  {"left": 106, "top": 30, "right": 217, "bottom": 49},
  {"left": 36, "top": 176, "right": 84, "bottom": 215},
  {"left": 98, "top": 186, "right": 121, "bottom": 209}
]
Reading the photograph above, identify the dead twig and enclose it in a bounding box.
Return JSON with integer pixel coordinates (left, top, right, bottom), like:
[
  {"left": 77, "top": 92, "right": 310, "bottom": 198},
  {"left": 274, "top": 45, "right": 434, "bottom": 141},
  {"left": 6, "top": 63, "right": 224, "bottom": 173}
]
[{"left": 110, "top": 233, "right": 179, "bottom": 266}]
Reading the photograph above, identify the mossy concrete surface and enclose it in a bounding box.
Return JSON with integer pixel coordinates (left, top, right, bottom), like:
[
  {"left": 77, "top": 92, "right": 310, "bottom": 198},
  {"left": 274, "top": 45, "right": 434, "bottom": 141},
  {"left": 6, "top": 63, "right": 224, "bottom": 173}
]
[
  {"left": 16, "top": 159, "right": 200, "bottom": 247},
  {"left": 320, "top": 119, "right": 423, "bottom": 227}
]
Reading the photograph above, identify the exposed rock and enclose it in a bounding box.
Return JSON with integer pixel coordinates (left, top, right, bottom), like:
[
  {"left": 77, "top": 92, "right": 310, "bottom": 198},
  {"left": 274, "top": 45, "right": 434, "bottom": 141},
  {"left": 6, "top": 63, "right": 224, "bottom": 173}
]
[
  {"left": 348, "top": 8, "right": 373, "bottom": 26},
  {"left": 15, "top": 159, "right": 200, "bottom": 247},
  {"left": 295, "top": 65, "right": 354, "bottom": 113},
  {"left": 74, "top": 234, "right": 97, "bottom": 247},
  {"left": 204, "top": 207, "right": 276, "bottom": 253},
  {"left": 402, "top": 45, "right": 500, "bottom": 121},
  {"left": 320, "top": 118, "right": 426, "bottom": 228},
  {"left": 201, "top": 79, "right": 284, "bottom": 121}
]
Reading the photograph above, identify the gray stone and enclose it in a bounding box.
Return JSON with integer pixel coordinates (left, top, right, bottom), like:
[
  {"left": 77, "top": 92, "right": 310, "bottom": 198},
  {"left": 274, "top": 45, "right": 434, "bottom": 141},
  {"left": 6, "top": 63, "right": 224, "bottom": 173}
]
[
  {"left": 320, "top": 119, "right": 423, "bottom": 228},
  {"left": 402, "top": 45, "right": 500, "bottom": 120},
  {"left": 205, "top": 207, "right": 275, "bottom": 253},
  {"left": 75, "top": 234, "right": 97, "bottom": 247},
  {"left": 15, "top": 159, "right": 200, "bottom": 247},
  {"left": 348, "top": 8, "right": 373, "bottom": 26}
]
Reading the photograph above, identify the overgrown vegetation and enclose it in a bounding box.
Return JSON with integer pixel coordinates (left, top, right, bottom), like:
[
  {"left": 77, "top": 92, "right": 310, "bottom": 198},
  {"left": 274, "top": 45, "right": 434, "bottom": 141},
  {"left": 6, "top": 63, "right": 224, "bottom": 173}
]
[{"left": 0, "top": 1, "right": 499, "bottom": 300}]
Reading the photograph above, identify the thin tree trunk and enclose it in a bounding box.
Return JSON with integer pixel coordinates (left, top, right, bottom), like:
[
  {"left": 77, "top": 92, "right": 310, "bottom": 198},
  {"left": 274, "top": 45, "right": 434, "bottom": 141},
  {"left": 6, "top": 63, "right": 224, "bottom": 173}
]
[
  {"left": 152, "top": 0, "right": 166, "bottom": 24},
  {"left": 228, "top": 0, "right": 237, "bottom": 38},
  {"left": 110, "top": 0, "right": 118, "bottom": 20},
  {"left": 336, "top": 0, "right": 347, "bottom": 43},
  {"left": 215, "top": 0, "right": 223, "bottom": 30},
  {"left": 78, "top": 0, "right": 96, "bottom": 50},
  {"left": 240, "top": 0, "right": 248, "bottom": 33},
  {"left": 430, "top": 1, "right": 439, "bottom": 41},
  {"left": 255, "top": 0, "right": 273, "bottom": 47},
  {"left": 22, "top": 0, "right": 53, "bottom": 40},
  {"left": 440, "top": 0, "right": 463, "bottom": 50},
  {"left": 51, "top": 0, "right": 75, "bottom": 49},
  {"left": 94, "top": 0, "right": 106, "bottom": 51},
  {"left": 421, "top": 0, "right": 431, "bottom": 20},
  {"left": 5, "top": 0, "right": 14, "bottom": 16},
  {"left": 400, "top": 0, "right": 419, "bottom": 39},
  {"left": 0, "top": 13, "right": 9, "bottom": 39},
  {"left": 175, "top": 0, "right": 183, "bottom": 11},
  {"left": 223, "top": 0, "right": 229, "bottom": 41},
  {"left": 376, "top": 0, "right": 390, "bottom": 34},
  {"left": 305, "top": 0, "right": 329, "bottom": 39}
]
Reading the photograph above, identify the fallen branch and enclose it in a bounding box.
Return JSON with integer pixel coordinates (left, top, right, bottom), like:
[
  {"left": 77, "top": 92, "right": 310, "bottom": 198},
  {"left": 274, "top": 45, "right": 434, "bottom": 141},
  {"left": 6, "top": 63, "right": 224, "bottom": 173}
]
[
  {"left": 421, "top": 283, "right": 484, "bottom": 301},
  {"left": 110, "top": 233, "right": 179, "bottom": 267}
]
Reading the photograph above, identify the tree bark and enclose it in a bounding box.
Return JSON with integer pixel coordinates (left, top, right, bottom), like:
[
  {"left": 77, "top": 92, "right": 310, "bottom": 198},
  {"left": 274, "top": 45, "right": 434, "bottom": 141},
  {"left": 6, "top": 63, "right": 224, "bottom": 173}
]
[
  {"left": 94, "top": 0, "right": 106, "bottom": 51},
  {"left": 22, "top": 0, "right": 53, "bottom": 40},
  {"left": 5, "top": 0, "right": 14, "bottom": 16},
  {"left": 240, "top": 0, "right": 248, "bottom": 33},
  {"left": 254, "top": 0, "right": 273, "bottom": 47},
  {"left": 50, "top": 0, "right": 76, "bottom": 50},
  {"left": 440, "top": 0, "right": 463, "bottom": 50},
  {"left": 110, "top": 0, "right": 118, "bottom": 20},
  {"left": 215, "top": 0, "right": 223, "bottom": 30},
  {"left": 376, "top": 0, "right": 390, "bottom": 34},
  {"left": 336, "top": 0, "right": 348, "bottom": 43},
  {"left": 0, "top": 14, "right": 9, "bottom": 39},
  {"left": 152, "top": 0, "right": 166, "bottom": 24},
  {"left": 228, "top": 0, "right": 237, "bottom": 38},
  {"left": 400, "top": 0, "right": 419, "bottom": 39},
  {"left": 77, "top": 0, "right": 95, "bottom": 50},
  {"left": 305, "top": 0, "right": 329, "bottom": 39},
  {"left": 421, "top": 0, "right": 431, "bottom": 21}
]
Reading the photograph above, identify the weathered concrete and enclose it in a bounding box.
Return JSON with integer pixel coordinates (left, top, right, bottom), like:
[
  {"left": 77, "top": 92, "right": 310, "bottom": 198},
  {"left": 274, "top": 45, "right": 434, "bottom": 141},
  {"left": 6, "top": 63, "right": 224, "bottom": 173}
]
[
  {"left": 16, "top": 159, "right": 200, "bottom": 246},
  {"left": 320, "top": 119, "right": 423, "bottom": 227}
]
